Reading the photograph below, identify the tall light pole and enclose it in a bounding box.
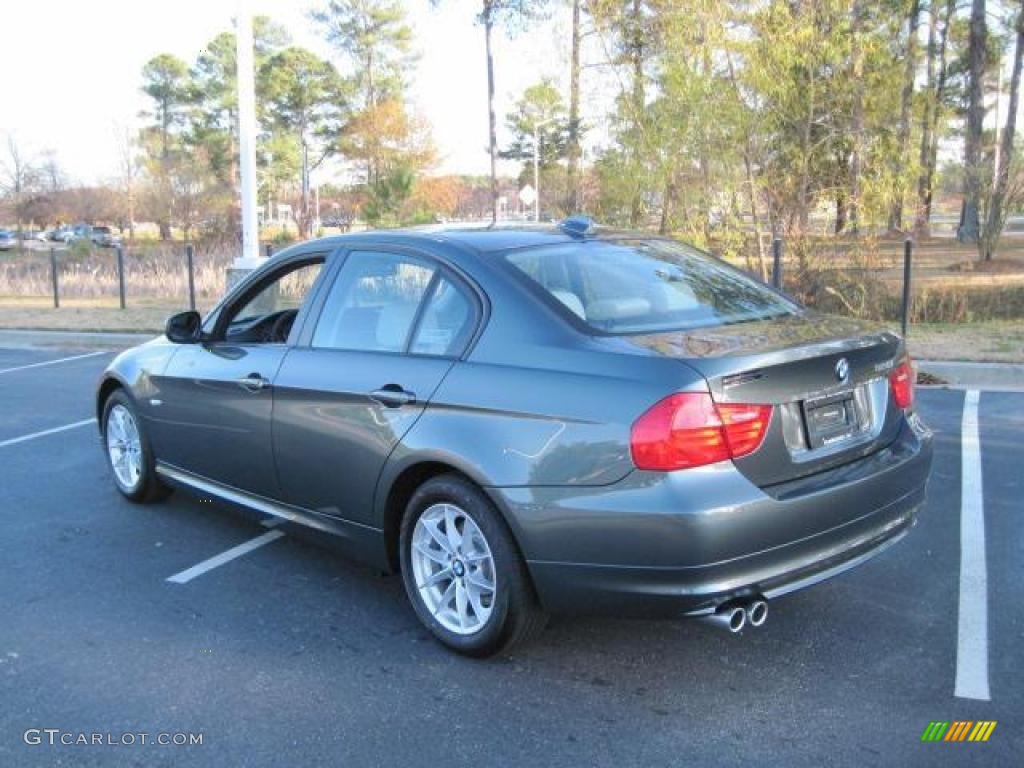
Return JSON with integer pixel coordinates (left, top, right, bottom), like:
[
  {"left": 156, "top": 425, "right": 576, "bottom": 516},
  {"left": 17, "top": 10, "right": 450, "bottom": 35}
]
[
  {"left": 235, "top": 0, "right": 260, "bottom": 269},
  {"left": 533, "top": 117, "right": 557, "bottom": 222}
]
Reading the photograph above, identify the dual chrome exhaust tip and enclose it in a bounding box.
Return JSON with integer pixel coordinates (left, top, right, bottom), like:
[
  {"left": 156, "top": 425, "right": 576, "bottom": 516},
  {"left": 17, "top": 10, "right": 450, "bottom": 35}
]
[
  {"left": 700, "top": 598, "right": 768, "bottom": 633},
  {"left": 747, "top": 599, "right": 768, "bottom": 628}
]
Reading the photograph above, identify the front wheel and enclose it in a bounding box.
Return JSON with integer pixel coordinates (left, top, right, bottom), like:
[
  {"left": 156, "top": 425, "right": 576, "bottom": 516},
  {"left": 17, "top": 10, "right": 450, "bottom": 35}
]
[
  {"left": 102, "top": 390, "right": 170, "bottom": 503},
  {"left": 400, "top": 474, "right": 547, "bottom": 657}
]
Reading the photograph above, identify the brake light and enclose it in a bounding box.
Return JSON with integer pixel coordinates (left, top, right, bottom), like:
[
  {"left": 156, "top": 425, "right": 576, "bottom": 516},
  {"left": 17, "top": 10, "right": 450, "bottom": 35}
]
[
  {"left": 630, "top": 392, "right": 772, "bottom": 471},
  {"left": 889, "top": 359, "right": 914, "bottom": 410}
]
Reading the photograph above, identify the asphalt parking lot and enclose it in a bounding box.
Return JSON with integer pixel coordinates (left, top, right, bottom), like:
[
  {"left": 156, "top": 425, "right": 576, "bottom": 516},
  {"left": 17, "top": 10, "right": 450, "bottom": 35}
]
[{"left": 0, "top": 344, "right": 1020, "bottom": 767}]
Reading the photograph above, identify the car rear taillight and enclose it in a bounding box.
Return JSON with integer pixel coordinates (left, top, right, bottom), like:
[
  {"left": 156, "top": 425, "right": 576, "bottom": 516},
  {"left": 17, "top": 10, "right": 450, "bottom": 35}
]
[
  {"left": 889, "top": 358, "right": 914, "bottom": 410},
  {"left": 630, "top": 392, "right": 772, "bottom": 471}
]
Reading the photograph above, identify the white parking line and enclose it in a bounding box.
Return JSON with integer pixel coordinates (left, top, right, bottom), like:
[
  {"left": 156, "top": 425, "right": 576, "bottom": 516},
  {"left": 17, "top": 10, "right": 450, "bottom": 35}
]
[
  {"left": 0, "top": 418, "right": 96, "bottom": 448},
  {"left": 0, "top": 350, "right": 107, "bottom": 375},
  {"left": 166, "top": 530, "right": 286, "bottom": 585},
  {"left": 955, "top": 390, "right": 989, "bottom": 701}
]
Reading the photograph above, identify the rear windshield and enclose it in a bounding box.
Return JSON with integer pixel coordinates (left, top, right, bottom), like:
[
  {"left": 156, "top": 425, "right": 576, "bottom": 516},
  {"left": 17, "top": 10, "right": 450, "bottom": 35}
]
[{"left": 502, "top": 239, "right": 800, "bottom": 334}]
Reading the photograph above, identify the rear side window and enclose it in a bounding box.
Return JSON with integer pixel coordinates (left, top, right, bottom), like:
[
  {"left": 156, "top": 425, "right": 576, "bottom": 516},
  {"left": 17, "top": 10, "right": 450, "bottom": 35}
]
[
  {"left": 503, "top": 240, "right": 799, "bottom": 334},
  {"left": 313, "top": 251, "right": 434, "bottom": 352},
  {"left": 410, "top": 278, "right": 474, "bottom": 356}
]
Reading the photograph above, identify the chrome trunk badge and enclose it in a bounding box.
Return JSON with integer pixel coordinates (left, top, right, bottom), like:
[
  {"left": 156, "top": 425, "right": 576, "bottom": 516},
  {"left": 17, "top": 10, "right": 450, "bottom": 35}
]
[{"left": 835, "top": 358, "right": 850, "bottom": 384}]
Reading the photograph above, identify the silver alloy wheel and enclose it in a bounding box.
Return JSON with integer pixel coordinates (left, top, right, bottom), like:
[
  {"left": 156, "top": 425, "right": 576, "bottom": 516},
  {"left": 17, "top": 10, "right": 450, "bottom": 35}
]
[
  {"left": 410, "top": 503, "right": 497, "bottom": 635},
  {"left": 106, "top": 403, "right": 143, "bottom": 491}
]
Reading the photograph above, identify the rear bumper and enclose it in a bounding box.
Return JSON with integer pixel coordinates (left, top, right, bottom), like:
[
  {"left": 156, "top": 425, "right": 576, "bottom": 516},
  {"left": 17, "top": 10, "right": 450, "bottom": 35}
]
[{"left": 496, "top": 414, "right": 932, "bottom": 617}]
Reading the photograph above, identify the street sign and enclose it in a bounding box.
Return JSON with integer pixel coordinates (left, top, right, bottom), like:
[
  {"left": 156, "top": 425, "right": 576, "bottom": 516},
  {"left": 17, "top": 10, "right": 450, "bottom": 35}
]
[{"left": 518, "top": 185, "right": 536, "bottom": 206}]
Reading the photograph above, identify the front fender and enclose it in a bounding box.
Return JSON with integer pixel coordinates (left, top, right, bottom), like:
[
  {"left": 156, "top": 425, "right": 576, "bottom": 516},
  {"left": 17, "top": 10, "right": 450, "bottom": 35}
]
[{"left": 95, "top": 338, "right": 179, "bottom": 426}]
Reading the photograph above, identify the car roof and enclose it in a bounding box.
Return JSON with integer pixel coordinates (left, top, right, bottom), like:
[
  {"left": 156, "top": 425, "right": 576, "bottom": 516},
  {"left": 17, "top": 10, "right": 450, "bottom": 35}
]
[
  {"left": 410, "top": 223, "right": 584, "bottom": 252},
  {"left": 299, "top": 220, "right": 644, "bottom": 257}
]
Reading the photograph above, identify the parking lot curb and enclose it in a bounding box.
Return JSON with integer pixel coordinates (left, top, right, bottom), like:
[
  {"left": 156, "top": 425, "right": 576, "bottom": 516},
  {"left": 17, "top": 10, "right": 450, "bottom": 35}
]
[
  {"left": 917, "top": 359, "right": 1024, "bottom": 392},
  {"left": 0, "top": 329, "right": 156, "bottom": 350}
]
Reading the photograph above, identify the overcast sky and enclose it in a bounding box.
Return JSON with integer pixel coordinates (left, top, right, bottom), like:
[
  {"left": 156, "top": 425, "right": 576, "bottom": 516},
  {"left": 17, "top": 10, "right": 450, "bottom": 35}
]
[{"left": 1, "top": 0, "right": 613, "bottom": 186}]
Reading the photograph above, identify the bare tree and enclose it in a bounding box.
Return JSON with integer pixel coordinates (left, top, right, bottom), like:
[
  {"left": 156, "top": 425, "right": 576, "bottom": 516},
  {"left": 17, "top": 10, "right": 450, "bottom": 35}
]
[
  {"left": 455, "top": 0, "right": 549, "bottom": 224},
  {"left": 0, "top": 135, "right": 37, "bottom": 235},
  {"left": 483, "top": 1, "right": 501, "bottom": 223},
  {"left": 113, "top": 122, "right": 139, "bottom": 242},
  {"left": 914, "top": 0, "right": 940, "bottom": 236},
  {"left": 848, "top": 0, "right": 866, "bottom": 235},
  {"left": 566, "top": 0, "right": 583, "bottom": 212},
  {"left": 916, "top": 0, "right": 956, "bottom": 237},
  {"left": 959, "top": 0, "right": 988, "bottom": 243},
  {"left": 982, "top": 0, "right": 1024, "bottom": 260},
  {"left": 889, "top": 0, "right": 921, "bottom": 232}
]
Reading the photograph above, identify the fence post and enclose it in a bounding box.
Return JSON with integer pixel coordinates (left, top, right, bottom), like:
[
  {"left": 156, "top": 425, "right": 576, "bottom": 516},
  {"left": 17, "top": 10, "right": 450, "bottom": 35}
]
[
  {"left": 116, "top": 246, "right": 126, "bottom": 310},
  {"left": 901, "top": 237, "right": 913, "bottom": 338},
  {"left": 772, "top": 237, "right": 783, "bottom": 289},
  {"left": 50, "top": 247, "right": 60, "bottom": 308},
  {"left": 264, "top": 242, "right": 274, "bottom": 259},
  {"left": 186, "top": 244, "right": 196, "bottom": 311}
]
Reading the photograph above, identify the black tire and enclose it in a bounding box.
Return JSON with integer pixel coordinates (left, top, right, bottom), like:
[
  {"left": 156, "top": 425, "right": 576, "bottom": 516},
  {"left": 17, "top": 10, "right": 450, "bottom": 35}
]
[
  {"left": 101, "top": 389, "right": 170, "bottom": 504},
  {"left": 399, "top": 474, "right": 547, "bottom": 657}
]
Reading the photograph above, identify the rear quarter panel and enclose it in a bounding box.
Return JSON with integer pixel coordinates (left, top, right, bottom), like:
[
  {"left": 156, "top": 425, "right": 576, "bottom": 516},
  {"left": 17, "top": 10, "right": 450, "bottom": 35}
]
[{"left": 388, "top": 345, "right": 704, "bottom": 490}]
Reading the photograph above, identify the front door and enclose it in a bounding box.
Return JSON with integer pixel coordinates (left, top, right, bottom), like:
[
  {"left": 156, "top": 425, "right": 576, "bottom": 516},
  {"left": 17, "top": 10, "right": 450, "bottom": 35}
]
[
  {"left": 272, "top": 249, "right": 480, "bottom": 525},
  {"left": 152, "top": 256, "right": 327, "bottom": 498}
]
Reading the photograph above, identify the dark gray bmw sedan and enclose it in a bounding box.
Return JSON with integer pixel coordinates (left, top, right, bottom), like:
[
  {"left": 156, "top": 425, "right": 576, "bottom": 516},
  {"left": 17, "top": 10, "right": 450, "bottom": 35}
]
[{"left": 96, "top": 219, "right": 932, "bottom": 656}]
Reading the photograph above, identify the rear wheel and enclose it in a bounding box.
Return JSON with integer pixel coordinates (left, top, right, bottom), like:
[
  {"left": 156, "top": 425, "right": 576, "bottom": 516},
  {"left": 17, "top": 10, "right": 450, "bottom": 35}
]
[
  {"left": 400, "top": 474, "right": 547, "bottom": 657},
  {"left": 102, "top": 390, "right": 169, "bottom": 503}
]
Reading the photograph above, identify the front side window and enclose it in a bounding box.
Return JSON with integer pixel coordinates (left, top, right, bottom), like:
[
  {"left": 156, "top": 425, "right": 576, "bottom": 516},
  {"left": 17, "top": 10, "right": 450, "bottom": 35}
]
[
  {"left": 503, "top": 240, "right": 800, "bottom": 334},
  {"left": 223, "top": 259, "right": 324, "bottom": 343}
]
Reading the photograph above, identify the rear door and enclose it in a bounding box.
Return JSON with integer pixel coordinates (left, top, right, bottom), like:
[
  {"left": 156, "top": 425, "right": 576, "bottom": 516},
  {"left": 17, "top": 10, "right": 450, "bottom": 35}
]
[{"left": 272, "top": 247, "right": 481, "bottom": 525}]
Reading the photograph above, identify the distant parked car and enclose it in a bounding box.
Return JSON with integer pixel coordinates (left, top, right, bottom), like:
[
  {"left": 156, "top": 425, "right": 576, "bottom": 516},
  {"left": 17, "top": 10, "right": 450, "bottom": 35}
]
[
  {"left": 321, "top": 216, "right": 352, "bottom": 231},
  {"left": 20, "top": 229, "right": 48, "bottom": 243},
  {"left": 0, "top": 230, "right": 16, "bottom": 250},
  {"left": 51, "top": 224, "right": 93, "bottom": 244},
  {"left": 91, "top": 226, "right": 120, "bottom": 247}
]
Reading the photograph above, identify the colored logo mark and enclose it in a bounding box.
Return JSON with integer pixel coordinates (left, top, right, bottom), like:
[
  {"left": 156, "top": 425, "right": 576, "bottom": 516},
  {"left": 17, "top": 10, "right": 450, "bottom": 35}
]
[{"left": 921, "top": 721, "right": 996, "bottom": 742}]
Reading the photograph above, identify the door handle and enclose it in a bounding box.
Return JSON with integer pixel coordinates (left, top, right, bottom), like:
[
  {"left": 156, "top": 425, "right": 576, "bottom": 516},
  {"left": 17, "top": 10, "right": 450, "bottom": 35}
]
[
  {"left": 370, "top": 386, "right": 416, "bottom": 408},
  {"left": 237, "top": 373, "right": 271, "bottom": 392}
]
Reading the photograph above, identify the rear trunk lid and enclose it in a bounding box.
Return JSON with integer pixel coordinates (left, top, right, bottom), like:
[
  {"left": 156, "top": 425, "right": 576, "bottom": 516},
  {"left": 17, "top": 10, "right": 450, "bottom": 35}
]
[{"left": 627, "top": 312, "right": 905, "bottom": 487}]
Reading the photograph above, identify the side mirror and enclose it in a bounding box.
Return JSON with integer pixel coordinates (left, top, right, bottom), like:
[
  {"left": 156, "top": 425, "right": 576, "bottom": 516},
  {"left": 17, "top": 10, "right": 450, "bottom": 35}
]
[{"left": 165, "top": 310, "right": 202, "bottom": 343}]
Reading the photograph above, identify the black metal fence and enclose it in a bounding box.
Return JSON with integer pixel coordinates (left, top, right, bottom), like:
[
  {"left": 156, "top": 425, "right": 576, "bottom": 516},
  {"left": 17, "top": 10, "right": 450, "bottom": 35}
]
[
  {"left": 32, "top": 237, "right": 919, "bottom": 335},
  {"left": 28, "top": 242, "right": 281, "bottom": 315},
  {"left": 768, "top": 236, "right": 915, "bottom": 336}
]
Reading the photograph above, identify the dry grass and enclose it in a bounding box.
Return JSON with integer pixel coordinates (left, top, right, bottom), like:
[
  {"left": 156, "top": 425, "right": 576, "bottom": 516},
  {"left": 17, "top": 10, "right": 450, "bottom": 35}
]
[
  {"left": 745, "top": 234, "right": 1024, "bottom": 289},
  {"left": 909, "top": 321, "right": 1024, "bottom": 363},
  {"left": 948, "top": 257, "right": 1024, "bottom": 275},
  {"left": 0, "top": 243, "right": 235, "bottom": 302},
  {"left": 0, "top": 297, "right": 201, "bottom": 333}
]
